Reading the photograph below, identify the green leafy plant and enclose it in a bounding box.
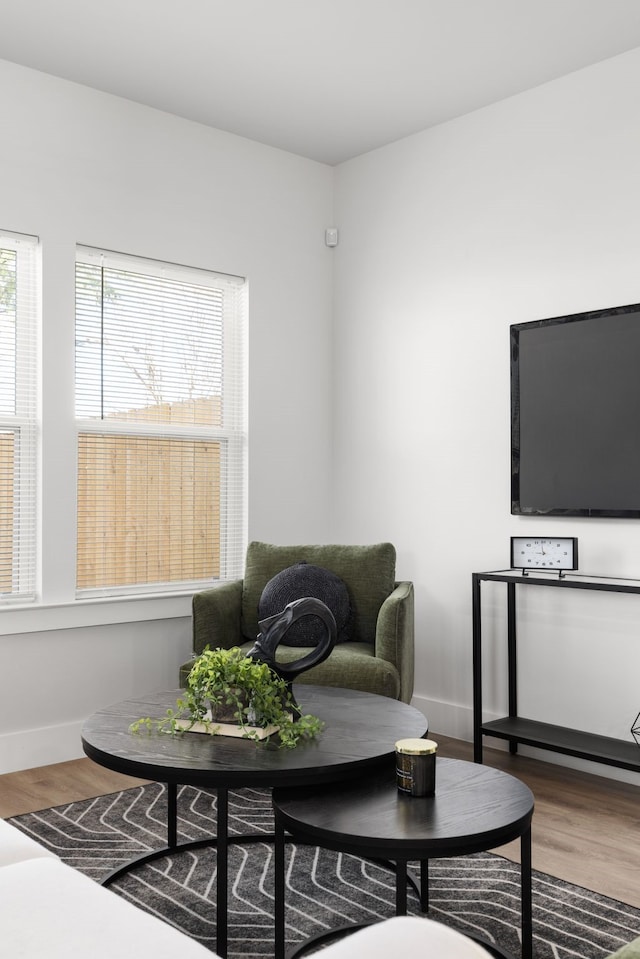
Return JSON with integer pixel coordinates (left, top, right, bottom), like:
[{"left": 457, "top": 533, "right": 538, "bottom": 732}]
[{"left": 130, "top": 646, "right": 324, "bottom": 748}]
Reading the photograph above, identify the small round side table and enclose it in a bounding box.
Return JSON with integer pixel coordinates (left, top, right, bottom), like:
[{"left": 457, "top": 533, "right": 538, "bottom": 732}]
[{"left": 273, "top": 758, "right": 534, "bottom": 959}]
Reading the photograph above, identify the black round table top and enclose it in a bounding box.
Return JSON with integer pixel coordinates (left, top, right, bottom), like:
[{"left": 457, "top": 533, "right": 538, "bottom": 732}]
[
  {"left": 81, "top": 685, "right": 428, "bottom": 789},
  {"left": 273, "top": 757, "right": 534, "bottom": 859}
]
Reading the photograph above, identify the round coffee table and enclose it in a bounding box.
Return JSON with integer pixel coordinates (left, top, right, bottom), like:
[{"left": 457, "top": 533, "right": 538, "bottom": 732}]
[
  {"left": 82, "top": 685, "right": 428, "bottom": 958},
  {"left": 272, "top": 757, "right": 533, "bottom": 959}
]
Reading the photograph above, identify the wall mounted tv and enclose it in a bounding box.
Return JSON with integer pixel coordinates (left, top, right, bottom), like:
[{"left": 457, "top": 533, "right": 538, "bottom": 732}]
[{"left": 511, "top": 302, "right": 640, "bottom": 517}]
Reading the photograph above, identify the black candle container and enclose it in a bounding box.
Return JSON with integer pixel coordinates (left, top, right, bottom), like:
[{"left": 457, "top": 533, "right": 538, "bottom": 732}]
[{"left": 395, "top": 738, "right": 437, "bottom": 796}]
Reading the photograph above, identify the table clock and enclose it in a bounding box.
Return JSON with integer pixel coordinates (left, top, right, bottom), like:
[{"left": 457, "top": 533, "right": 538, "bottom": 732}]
[{"left": 510, "top": 537, "right": 578, "bottom": 576}]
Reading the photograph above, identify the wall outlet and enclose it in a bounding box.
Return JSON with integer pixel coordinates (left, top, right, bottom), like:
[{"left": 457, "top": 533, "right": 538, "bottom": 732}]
[{"left": 325, "top": 227, "right": 338, "bottom": 247}]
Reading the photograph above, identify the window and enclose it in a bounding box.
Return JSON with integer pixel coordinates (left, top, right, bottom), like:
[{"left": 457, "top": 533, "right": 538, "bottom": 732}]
[
  {"left": 75, "top": 247, "right": 246, "bottom": 597},
  {"left": 0, "top": 231, "right": 38, "bottom": 602}
]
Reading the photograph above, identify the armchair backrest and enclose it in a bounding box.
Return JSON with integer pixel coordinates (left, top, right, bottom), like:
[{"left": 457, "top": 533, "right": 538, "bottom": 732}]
[{"left": 241, "top": 541, "right": 396, "bottom": 644}]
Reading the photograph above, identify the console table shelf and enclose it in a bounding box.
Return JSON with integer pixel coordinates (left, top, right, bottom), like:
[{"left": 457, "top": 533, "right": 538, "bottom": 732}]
[
  {"left": 480, "top": 718, "right": 640, "bottom": 772},
  {"left": 473, "top": 569, "right": 640, "bottom": 773}
]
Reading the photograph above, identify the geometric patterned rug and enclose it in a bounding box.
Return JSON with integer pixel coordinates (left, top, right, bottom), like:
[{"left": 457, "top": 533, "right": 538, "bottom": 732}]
[{"left": 9, "top": 783, "right": 640, "bottom": 958}]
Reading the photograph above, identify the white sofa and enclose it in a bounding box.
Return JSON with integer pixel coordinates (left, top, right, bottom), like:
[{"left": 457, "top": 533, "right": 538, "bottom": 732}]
[
  {"left": 0, "top": 818, "right": 218, "bottom": 959},
  {"left": 1, "top": 817, "right": 495, "bottom": 957}
]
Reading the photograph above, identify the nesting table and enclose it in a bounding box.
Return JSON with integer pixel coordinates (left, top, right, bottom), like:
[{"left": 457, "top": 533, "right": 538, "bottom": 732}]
[
  {"left": 273, "top": 758, "right": 534, "bottom": 959},
  {"left": 81, "top": 685, "right": 428, "bottom": 958}
]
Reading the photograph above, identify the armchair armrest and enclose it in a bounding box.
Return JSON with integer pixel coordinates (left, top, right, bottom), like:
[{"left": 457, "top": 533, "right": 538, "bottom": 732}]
[
  {"left": 192, "top": 579, "right": 244, "bottom": 657},
  {"left": 375, "top": 581, "right": 414, "bottom": 704}
]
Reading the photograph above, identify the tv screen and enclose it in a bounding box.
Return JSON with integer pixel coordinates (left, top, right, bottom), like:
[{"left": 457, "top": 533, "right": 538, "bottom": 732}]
[{"left": 511, "top": 302, "right": 640, "bottom": 517}]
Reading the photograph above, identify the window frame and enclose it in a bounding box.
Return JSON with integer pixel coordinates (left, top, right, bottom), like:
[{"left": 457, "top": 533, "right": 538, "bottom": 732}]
[
  {"left": 74, "top": 245, "right": 247, "bottom": 599},
  {"left": 0, "top": 231, "right": 39, "bottom": 605}
]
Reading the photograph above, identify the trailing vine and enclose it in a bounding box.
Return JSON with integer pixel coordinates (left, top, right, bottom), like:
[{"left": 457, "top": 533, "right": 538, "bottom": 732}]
[{"left": 130, "top": 646, "right": 323, "bottom": 748}]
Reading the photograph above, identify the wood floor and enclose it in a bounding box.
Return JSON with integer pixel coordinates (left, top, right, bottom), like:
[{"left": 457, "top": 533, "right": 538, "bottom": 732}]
[
  {"left": 435, "top": 735, "right": 640, "bottom": 911},
  {"left": 0, "top": 734, "right": 638, "bottom": 910}
]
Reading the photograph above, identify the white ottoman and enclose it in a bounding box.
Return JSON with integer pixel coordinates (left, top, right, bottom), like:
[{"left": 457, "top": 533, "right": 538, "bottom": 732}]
[{"left": 319, "top": 916, "right": 494, "bottom": 957}]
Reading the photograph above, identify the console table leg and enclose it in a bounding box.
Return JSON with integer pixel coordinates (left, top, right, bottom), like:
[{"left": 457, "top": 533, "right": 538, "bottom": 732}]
[
  {"left": 472, "top": 573, "right": 484, "bottom": 763},
  {"left": 216, "top": 787, "right": 229, "bottom": 959},
  {"left": 507, "top": 582, "right": 519, "bottom": 756},
  {"left": 521, "top": 824, "right": 532, "bottom": 959}
]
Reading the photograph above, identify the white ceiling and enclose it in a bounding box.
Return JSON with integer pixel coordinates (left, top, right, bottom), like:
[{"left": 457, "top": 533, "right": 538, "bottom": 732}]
[{"left": 2, "top": 0, "right": 640, "bottom": 165}]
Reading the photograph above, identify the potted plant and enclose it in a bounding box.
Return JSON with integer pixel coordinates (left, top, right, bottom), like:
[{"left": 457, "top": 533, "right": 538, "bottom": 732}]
[{"left": 131, "top": 646, "right": 323, "bottom": 748}]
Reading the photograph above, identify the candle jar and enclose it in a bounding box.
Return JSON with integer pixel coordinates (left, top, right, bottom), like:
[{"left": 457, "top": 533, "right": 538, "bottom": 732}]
[{"left": 395, "top": 738, "right": 437, "bottom": 796}]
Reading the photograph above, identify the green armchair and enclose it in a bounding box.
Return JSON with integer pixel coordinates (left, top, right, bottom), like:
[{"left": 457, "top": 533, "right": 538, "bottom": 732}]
[{"left": 182, "top": 541, "right": 414, "bottom": 703}]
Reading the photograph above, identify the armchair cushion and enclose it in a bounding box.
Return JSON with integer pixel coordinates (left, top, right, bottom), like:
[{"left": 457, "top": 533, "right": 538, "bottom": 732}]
[
  {"left": 181, "top": 638, "right": 400, "bottom": 698},
  {"left": 242, "top": 541, "right": 396, "bottom": 643},
  {"left": 258, "top": 562, "right": 351, "bottom": 646},
  {"left": 255, "top": 638, "right": 399, "bottom": 698}
]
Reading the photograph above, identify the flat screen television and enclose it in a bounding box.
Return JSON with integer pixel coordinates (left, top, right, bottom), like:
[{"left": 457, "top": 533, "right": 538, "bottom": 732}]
[{"left": 511, "top": 302, "right": 640, "bottom": 517}]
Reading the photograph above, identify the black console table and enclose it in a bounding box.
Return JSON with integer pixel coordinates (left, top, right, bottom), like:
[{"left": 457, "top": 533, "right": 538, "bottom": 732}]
[{"left": 472, "top": 569, "right": 640, "bottom": 772}]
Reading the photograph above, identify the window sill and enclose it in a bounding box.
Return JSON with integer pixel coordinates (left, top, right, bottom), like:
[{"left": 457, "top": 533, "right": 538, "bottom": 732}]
[{"left": 0, "top": 592, "right": 194, "bottom": 635}]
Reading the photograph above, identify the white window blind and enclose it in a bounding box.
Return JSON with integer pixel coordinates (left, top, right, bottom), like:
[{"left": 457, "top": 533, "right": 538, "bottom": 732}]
[
  {"left": 75, "top": 246, "right": 247, "bottom": 597},
  {"left": 0, "top": 231, "right": 39, "bottom": 603}
]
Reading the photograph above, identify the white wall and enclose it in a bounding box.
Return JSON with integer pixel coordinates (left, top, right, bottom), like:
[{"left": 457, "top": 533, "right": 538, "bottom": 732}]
[
  {"left": 332, "top": 47, "right": 640, "bottom": 783},
  {"left": 6, "top": 47, "right": 640, "bottom": 782},
  {"left": 0, "top": 60, "right": 334, "bottom": 773}
]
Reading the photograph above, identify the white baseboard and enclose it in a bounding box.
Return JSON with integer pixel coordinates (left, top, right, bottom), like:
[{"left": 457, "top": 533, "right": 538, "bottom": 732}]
[
  {"left": 411, "top": 694, "right": 640, "bottom": 788},
  {"left": 0, "top": 721, "right": 85, "bottom": 775},
  {"left": 410, "top": 693, "right": 474, "bottom": 742}
]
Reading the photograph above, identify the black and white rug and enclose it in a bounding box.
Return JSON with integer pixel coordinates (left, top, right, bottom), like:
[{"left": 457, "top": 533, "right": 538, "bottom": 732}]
[{"left": 9, "top": 783, "right": 640, "bottom": 958}]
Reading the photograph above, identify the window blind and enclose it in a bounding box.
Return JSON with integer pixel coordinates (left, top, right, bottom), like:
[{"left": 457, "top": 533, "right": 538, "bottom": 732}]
[
  {"left": 75, "top": 246, "right": 246, "bottom": 597},
  {"left": 0, "top": 231, "right": 39, "bottom": 603}
]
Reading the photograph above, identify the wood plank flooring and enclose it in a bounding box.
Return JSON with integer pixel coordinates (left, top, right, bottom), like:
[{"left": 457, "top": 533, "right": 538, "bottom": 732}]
[
  {"left": 436, "top": 734, "right": 640, "bottom": 910},
  {"left": 0, "top": 758, "right": 149, "bottom": 819},
  {"left": 0, "top": 735, "right": 638, "bottom": 909}
]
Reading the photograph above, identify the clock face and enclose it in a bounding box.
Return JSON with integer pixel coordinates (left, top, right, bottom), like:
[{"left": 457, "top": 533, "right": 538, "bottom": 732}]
[{"left": 510, "top": 537, "right": 577, "bottom": 570}]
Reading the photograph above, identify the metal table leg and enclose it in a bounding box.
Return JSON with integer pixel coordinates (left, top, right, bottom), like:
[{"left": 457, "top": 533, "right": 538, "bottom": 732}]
[{"left": 521, "top": 823, "right": 533, "bottom": 959}]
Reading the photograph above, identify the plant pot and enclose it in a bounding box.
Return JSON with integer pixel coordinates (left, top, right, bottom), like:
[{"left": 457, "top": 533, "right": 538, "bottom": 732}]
[{"left": 208, "top": 688, "right": 252, "bottom": 725}]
